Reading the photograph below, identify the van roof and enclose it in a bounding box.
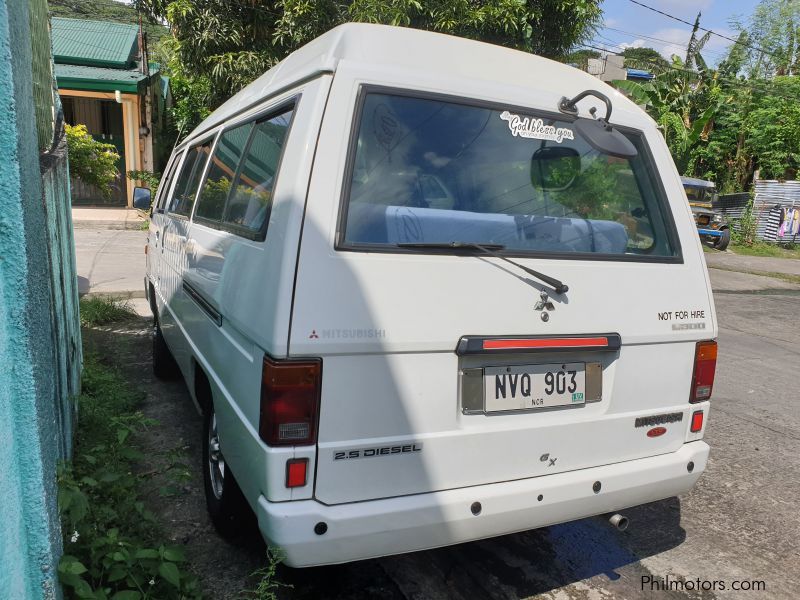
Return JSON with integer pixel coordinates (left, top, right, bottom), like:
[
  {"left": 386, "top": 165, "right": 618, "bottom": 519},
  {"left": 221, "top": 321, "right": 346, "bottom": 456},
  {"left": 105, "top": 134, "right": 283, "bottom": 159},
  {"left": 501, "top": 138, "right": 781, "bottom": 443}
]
[{"left": 185, "top": 23, "right": 642, "bottom": 142}]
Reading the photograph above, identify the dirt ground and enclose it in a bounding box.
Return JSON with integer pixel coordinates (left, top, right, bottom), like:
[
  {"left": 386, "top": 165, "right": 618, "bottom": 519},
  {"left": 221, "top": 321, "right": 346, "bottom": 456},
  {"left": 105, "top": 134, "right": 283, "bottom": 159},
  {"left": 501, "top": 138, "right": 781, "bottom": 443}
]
[{"left": 83, "top": 284, "right": 800, "bottom": 599}]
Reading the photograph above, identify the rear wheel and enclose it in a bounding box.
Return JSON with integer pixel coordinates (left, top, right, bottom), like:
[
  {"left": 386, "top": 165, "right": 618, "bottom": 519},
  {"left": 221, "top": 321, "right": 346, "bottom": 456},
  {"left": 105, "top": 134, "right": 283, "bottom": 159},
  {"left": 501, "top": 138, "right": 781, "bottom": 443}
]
[
  {"left": 713, "top": 228, "right": 731, "bottom": 251},
  {"left": 152, "top": 320, "right": 179, "bottom": 379},
  {"left": 203, "top": 406, "right": 250, "bottom": 538}
]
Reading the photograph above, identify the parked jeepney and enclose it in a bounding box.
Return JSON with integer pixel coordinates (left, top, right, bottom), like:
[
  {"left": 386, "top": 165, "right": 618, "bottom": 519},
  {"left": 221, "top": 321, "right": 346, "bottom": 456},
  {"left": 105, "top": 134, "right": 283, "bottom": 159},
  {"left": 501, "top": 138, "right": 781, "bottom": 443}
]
[{"left": 681, "top": 176, "right": 730, "bottom": 250}]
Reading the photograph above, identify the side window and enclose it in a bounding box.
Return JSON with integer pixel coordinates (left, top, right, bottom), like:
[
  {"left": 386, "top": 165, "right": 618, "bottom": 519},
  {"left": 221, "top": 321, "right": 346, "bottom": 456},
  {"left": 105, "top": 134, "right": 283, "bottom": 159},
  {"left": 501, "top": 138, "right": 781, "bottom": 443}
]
[
  {"left": 194, "top": 123, "right": 254, "bottom": 222},
  {"left": 155, "top": 151, "right": 183, "bottom": 210},
  {"left": 222, "top": 109, "right": 294, "bottom": 235},
  {"left": 169, "top": 142, "right": 211, "bottom": 217}
]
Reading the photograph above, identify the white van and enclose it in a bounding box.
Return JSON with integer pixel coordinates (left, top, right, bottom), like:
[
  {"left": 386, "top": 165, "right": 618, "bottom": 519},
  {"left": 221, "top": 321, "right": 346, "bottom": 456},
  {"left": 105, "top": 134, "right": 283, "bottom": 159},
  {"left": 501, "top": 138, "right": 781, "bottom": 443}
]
[{"left": 139, "top": 24, "right": 717, "bottom": 568}]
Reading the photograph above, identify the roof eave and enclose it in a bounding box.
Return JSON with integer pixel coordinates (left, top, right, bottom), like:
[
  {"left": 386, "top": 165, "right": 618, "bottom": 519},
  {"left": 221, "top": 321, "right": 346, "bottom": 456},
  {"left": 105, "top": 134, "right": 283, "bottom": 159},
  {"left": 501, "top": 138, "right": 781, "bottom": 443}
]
[{"left": 57, "top": 78, "right": 141, "bottom": 94}]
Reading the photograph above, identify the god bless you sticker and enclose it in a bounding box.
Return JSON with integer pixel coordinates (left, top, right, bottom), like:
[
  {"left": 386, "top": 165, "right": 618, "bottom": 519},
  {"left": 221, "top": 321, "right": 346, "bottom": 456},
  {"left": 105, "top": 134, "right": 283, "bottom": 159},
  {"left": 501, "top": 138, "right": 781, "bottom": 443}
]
[{"left": 499, "top": 111, "right": 574, "bottom": 143}]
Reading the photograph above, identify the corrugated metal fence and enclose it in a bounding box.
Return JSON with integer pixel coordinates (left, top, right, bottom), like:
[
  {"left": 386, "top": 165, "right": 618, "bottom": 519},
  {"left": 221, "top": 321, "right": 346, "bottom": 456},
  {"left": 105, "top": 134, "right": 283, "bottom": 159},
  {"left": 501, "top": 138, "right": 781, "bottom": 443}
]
[
  {"left": 29, "top": 0, "right": 55, "bottom": 152},
  {"left": 714, "top": 180, "right": 800, "bottom": 244}
]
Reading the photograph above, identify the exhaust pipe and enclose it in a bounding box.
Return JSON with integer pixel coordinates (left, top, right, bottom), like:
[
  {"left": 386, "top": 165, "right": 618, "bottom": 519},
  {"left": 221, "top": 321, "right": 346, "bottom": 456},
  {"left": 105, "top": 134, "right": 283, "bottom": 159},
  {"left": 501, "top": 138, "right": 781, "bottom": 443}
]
[{"left": 609, "top": 513, "right": 629, "bottom": 531}]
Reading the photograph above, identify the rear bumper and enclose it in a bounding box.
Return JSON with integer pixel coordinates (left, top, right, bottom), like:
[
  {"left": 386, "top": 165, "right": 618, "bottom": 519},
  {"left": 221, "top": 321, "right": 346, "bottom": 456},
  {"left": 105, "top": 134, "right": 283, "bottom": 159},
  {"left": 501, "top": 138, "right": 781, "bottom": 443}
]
[{"left": 257, "top": 441, "right": 709, "bottom": 567}]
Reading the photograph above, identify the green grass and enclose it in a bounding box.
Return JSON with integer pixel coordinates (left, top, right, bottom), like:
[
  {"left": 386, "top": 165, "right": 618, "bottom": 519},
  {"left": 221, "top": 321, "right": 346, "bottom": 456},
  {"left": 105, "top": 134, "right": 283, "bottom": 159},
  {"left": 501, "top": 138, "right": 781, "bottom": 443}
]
[
  {"left": 79, "top": 296, "right": 138, "bottom": 327},
  {"left": 729, "top": 242, "right": 800, "bottom": 259}
]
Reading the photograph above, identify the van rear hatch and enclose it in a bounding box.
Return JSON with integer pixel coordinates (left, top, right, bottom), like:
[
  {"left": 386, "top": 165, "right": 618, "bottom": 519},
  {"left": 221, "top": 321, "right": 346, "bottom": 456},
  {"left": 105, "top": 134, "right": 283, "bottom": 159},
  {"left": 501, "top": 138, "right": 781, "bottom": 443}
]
[{"left": 290, "top": 90, "right": 714, "bottom": 505}]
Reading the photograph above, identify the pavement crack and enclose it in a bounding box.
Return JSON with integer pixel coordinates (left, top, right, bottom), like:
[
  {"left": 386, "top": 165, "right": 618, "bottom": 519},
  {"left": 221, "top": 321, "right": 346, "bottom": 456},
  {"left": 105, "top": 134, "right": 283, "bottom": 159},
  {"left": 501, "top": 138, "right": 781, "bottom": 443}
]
[
  {"left": 719, "top": 325, "right": 800, "bottom": 351},
  {"left": 711, "top": 405, "right": 800, "bottom": 442}
]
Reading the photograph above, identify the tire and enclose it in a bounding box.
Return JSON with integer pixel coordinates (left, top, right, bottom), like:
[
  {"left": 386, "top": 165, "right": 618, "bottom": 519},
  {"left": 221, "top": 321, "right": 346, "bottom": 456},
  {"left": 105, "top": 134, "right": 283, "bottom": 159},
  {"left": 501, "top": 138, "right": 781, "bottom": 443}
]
[
  {"left": 152, "top": 320, "right": 180, "bottom": 379},
  {"left": 713, "top": 228, "right": 731, "bottom": 251},
  {"left": 202, "top": 406, "right": 251, "bottom": 538}
]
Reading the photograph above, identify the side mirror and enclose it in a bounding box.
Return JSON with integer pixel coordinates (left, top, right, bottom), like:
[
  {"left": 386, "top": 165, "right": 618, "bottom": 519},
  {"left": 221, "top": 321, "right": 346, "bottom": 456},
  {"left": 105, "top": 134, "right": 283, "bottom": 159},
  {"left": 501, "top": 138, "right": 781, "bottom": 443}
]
[
  {"left": 530, "top": 146, "right": 581, "bottom": 191},
  {"left": 132, "top": 186, "right": 152, "bottom": 210}
]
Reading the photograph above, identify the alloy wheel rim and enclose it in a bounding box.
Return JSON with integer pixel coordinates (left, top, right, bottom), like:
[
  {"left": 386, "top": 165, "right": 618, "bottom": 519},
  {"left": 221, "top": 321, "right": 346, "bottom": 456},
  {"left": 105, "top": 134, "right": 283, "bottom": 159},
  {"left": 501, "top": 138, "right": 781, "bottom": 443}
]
[{"left": 208, "top": 412, "right": 225, "bottom": 499}]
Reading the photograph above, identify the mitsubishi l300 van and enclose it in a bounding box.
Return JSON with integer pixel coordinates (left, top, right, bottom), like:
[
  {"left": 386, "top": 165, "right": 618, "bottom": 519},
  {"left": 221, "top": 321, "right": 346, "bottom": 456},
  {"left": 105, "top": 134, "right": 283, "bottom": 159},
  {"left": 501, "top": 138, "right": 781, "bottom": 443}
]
[{"left": 139, "top": 23, "right": 716, "bottom": 567}]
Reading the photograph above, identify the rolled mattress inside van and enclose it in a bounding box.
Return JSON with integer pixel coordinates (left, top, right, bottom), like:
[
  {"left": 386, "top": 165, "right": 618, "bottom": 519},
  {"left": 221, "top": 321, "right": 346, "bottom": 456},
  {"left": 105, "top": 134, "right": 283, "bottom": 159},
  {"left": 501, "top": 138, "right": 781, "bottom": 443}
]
[{"left": 347, "top": 203, "right": 629, "bottom": 254}]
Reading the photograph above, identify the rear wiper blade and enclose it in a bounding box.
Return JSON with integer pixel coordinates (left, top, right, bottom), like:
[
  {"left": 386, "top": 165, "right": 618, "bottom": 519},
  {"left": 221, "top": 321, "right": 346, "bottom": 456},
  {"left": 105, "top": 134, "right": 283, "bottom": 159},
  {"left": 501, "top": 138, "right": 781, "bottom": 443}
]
[{"left": 397, "top": 242, "right": 569, "bottom": 295}]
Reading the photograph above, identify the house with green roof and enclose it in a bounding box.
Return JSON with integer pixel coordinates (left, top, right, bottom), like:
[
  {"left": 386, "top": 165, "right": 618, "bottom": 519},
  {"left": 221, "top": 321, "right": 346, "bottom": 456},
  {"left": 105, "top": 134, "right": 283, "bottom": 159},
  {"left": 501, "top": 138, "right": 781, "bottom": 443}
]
[{"left": 52, "top": 17, "right": 171, "bottom": 206}]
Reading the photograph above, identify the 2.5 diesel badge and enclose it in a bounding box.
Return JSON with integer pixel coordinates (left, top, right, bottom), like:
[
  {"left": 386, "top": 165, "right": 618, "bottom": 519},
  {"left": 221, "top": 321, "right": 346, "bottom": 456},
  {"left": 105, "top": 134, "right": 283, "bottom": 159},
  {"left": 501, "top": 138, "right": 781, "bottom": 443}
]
[{"left": 334, "top": 443, "right": 423, "bottom": 461}]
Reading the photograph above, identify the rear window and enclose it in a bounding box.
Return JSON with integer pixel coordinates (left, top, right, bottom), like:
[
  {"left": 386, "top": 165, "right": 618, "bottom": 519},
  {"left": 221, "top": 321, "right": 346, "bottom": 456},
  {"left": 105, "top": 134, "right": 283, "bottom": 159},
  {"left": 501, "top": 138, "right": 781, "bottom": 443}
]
[{"left": 340, "top": 91, "right": 680, "bottom": 260}]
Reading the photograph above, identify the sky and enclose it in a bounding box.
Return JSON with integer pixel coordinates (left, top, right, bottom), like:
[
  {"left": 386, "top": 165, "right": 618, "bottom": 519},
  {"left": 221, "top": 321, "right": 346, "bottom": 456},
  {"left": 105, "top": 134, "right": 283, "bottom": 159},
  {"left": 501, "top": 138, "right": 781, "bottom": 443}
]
[{"left": 597, "top": 0, "right": 761, "bottom": 64}]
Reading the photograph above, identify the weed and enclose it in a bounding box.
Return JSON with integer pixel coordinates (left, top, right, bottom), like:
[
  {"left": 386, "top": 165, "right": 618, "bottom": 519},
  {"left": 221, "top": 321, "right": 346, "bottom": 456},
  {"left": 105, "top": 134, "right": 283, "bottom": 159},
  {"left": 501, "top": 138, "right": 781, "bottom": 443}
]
[
  {"left": 79, "top": 297, "right": 138, "bottom": 327},
  {"left": 730, "top": 195, "right": 758, "bottom": 247},
  {"left": 241, "top": 550, "right": 289, "bottom": 600},
  {"left": 58, "top": 355, "right": 202, "bottom": 599}
]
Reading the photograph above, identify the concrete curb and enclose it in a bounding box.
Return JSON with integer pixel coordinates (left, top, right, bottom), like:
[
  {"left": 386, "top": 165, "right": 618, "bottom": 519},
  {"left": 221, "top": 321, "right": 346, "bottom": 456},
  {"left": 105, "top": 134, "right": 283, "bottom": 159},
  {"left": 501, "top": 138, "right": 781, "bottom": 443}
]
[
  {"left": 73, "top": 220, "right": 147, "bottom": 231},
  {"left": 79, "top": 290, "right": 147, "bottom": 299}
]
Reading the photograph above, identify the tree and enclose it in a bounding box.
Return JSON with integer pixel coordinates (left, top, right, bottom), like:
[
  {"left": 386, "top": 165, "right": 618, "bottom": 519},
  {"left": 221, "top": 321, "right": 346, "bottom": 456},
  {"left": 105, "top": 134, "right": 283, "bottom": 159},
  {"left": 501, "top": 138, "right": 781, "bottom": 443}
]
[
  {"left": 743, "top": 76, "right": 800, "bottom": 179},
  {"left": 612, "top": 14, "right": 724, "bottom": 175},
  {"left": 135, "top": 0, "right": 603, "bottom": 106},
  {"left": 563, "top": 48, "right": 600, "bottom": 70},
  {"left": 48, "top": 0, "right": 170, "bottom": 45},
  {"left": 684, "top": 12, "right": 711, "bottom": 71},
  {"left": 65, "top": 124, "right": 120, "bottom": 196},
  {"left": 622, "top": 47, "right": 669, "bottom": 72},
  {"left": 733, "top": 0, "right": 800, "bottom": 77}
]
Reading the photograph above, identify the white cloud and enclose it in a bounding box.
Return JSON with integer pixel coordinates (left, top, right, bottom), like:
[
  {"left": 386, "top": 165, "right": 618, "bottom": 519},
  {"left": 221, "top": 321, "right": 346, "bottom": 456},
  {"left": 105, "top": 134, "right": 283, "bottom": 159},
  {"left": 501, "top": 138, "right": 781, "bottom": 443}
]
[{"left": 619, "top": 38, "right": 646, "bottom": 50}]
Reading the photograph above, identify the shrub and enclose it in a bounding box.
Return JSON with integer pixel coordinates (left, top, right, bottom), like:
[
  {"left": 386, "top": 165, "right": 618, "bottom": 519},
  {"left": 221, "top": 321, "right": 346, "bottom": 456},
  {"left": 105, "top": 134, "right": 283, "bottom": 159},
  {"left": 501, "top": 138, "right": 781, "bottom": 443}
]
[
  {"left": 66, "top": 124, "right": 120, "bottom": 197},
  {"left": 127, "top": 170, "right": 161, "bottom": 192}
]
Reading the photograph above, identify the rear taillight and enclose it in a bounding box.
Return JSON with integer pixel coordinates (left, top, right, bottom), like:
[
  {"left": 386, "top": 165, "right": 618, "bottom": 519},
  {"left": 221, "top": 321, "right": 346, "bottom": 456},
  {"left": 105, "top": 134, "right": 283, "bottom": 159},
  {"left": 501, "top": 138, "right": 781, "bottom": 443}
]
[
  {"left": 259, "top": 356, "right": 321, "bottom": 446},
  {"left": 690, "top": 340, "right": 717, "bottom": 403}
]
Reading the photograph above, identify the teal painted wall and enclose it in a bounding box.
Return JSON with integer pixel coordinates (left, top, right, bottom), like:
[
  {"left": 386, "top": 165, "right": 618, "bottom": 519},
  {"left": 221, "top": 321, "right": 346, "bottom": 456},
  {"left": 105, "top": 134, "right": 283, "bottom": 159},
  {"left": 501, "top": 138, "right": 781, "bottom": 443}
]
[{"left": 0, "top": 0, "right": 81, "bottom": 597}]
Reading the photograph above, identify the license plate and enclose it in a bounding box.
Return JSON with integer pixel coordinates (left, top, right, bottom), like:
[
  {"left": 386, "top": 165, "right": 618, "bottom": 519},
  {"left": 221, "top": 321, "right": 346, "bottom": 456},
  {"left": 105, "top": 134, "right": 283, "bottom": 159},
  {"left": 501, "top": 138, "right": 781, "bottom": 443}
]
[{"left": 484, "top": 362, "right": 586, "bottom": 412}]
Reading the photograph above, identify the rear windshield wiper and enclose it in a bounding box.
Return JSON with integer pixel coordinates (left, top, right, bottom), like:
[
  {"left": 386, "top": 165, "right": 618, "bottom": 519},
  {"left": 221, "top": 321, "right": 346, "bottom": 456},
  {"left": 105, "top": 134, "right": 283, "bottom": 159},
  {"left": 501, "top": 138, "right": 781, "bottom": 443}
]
[{"left": 397, "top": 242, "right": 569, "bottom": 295}]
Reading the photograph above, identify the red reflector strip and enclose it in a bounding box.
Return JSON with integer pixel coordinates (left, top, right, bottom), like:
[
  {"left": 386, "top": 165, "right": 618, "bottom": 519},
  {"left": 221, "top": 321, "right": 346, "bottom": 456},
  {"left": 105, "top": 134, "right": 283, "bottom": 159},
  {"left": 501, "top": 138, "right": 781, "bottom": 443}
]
[
  {"left": 285, "top": 458, "right": 308, "bottom": 488},
  {"left": 483, "top": 337, "right": 609, "bottom": 351},
  {"left": 690, "top": 410, "right": 704, "bottom": 433}
]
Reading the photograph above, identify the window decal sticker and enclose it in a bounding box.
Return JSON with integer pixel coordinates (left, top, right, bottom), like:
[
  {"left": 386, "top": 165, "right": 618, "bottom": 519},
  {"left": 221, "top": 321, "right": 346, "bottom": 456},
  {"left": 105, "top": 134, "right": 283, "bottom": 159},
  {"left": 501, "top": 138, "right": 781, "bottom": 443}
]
[{"left": 499, "top": 111, "right": 575, "bottom": 143}]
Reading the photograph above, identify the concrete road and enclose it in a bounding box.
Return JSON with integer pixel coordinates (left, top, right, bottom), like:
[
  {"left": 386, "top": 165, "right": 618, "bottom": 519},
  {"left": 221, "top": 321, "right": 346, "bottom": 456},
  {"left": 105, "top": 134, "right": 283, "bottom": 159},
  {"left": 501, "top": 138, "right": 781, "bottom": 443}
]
[
  {"left": 74, "top": 229, "right": 147, "bottom": 297},
  {"left": 85, "top": 256, "right": 800, "bottom": 599}
]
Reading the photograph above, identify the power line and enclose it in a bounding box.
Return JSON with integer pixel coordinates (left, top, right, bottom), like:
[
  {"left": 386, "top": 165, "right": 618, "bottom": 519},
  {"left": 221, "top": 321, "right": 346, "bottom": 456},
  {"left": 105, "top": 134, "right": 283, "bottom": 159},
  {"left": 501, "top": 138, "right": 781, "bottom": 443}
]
[
  {"left": 627, "top": 0, "right": 778, "bottom": 59},
  {"left": 594, "top": 35, "right": 730, "bottom": 65},
  {"left": 577, "top": 43, "right": 797, "bottom": 103},
  {"left": 601, "top": 27, "right": 731, "bottom": 60}
]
